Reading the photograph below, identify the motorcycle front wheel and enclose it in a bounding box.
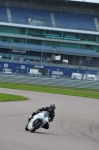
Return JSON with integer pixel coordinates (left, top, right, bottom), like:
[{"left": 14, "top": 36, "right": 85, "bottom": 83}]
[
  {"left": 25, "top": 124, "right": 29, "bottom": 131},
  {"left": 31, "top": 121, "right": 41, "bottom": 132}
]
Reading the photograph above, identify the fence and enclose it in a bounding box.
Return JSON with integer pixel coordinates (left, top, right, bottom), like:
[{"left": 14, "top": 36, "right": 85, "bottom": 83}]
[{"left": 0, "top": 74, "right": 99, "bottom": 89}]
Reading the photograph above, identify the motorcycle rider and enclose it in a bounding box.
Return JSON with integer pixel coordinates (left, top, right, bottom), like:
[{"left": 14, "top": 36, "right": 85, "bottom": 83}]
[{"left": 27, "top": 104, "right": 56, "bottom": 130}]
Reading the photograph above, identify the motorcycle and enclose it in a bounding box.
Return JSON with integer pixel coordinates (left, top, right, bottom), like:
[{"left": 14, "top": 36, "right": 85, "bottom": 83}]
[{"left": 25, "top": 111, "right": 49, "bottom": 132}]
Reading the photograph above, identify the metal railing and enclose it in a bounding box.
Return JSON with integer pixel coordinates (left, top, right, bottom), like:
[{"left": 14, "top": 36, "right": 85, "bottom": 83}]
[
  {"left": 0, "top": 58, "right": 99, "bottom": 71},
  {"left": 0, "top": 73, "right": 99, "bottom": 89}
]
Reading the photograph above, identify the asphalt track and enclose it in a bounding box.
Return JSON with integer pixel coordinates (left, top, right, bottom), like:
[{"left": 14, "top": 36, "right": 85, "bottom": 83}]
[{"left": 0, "top": 88, "right": 99, "bottom": 150}]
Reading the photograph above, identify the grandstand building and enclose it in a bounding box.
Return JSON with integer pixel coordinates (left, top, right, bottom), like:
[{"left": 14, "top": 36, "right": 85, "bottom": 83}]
[{"left": 0, "top": 0, "right": 99, "bottom": 77}]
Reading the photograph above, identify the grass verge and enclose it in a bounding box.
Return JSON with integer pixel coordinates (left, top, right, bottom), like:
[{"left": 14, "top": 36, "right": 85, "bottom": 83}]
[
  {"left": 0, "top": 82, "right": 99, "bottom": 99},
  {"left": 0, "top": 93, "right": 28, "bottom": 102}
]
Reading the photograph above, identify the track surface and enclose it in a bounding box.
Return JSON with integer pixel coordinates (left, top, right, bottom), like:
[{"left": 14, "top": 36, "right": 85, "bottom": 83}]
[{"left": 0, "top": 88, "right": 99, "bottom": 150}]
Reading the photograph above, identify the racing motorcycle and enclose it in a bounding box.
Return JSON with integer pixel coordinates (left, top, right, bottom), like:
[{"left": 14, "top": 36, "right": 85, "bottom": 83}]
[{"left": 25, "top": 111, "right": 49, "bottom": 132}]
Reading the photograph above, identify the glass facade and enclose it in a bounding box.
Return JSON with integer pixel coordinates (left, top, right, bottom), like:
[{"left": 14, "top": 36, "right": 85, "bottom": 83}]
[{"left": 0, "top": 24, "right": 99, "bottom": 51}]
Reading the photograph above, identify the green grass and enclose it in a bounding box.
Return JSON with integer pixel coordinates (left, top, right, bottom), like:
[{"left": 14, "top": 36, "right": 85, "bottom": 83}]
[
  {"left": 0, "top": 82, "right": 99, "bottom": 99},
  {"left": 0, "top": 93, "right": 28, "bottom": 102}
]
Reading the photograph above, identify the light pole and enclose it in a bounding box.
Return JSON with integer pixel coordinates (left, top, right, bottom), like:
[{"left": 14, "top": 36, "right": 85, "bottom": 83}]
[
  {"left": 48, "top": 69, "right": 50, "bottom": 77},
  {"left": 0, "top": 65, "right": 1, "bottom": 72},
  {"left": 41, "top": 45, "right": 43, "bottom": 64},
  {"left": 97, "top": 71, "right": 99, "bottom": 81},
  {"left": 27, "top": 67, "right": 28, "bottom": 75},
  {"left": 57, "top": 68, "right": 59, "bottom": 71}
]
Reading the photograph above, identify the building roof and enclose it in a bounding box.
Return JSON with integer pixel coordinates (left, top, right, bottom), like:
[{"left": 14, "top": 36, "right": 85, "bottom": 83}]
[{"left": 1, "top": 0, "right": 99, "bottom": 11}]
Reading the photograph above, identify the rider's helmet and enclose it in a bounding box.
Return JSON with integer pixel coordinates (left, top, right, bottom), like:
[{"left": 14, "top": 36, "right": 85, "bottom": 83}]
[{"left": 49, "top": 104, "right": 56, "bottom": 111}]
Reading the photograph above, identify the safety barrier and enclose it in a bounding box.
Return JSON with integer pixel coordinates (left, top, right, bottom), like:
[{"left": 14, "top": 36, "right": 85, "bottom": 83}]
[{"left": 0, "top": 74, "right": 99, "bottom": 89}]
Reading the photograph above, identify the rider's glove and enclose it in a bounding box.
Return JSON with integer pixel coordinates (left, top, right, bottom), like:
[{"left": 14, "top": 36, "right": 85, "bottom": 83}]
[
  {"left": 28, "top": 116, "right": 32, "bottom": 121},
  {"left": 49, "top": 118, "right": 53, "bottom": 122}
]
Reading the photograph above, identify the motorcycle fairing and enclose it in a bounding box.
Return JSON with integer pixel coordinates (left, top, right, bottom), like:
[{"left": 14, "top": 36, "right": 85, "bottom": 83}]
[{"left": 28, "top": 111, "right": 49, "bottom": 130}]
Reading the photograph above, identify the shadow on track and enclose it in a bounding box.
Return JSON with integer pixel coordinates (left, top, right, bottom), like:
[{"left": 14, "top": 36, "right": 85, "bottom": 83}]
[{"left": 32, "top": 131, "right": 57, "bottom": 136}]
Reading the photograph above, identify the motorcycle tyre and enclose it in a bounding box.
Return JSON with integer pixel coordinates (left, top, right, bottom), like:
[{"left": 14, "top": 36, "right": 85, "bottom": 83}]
[
  {"left": 31, "top": 121, "right": 41, "bottom": 132},
  {"left": 25, "top": 124, "right": 29, "bottom": 131}
]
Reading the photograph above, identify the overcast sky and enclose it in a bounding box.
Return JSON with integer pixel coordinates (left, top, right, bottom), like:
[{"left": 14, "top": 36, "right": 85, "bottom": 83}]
[{"left": 69, "top": 0, "right": 99, "bottom": 3}]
